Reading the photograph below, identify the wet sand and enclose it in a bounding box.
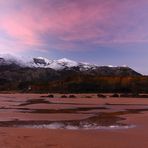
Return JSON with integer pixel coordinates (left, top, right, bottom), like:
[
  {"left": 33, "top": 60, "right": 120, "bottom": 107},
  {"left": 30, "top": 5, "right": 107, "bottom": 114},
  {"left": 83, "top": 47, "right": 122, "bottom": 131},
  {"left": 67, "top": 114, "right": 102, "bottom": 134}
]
[{"left": 0, "top": 93, "right": 148, "bottom": 147}]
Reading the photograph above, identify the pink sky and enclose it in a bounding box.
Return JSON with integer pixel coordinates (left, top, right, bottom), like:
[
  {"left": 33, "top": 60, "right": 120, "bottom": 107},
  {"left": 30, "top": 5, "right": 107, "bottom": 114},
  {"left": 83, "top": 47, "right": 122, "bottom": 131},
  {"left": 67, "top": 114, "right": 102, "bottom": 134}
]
[{"left": 0, "top": 0, "right": 148, "bottom": 73}]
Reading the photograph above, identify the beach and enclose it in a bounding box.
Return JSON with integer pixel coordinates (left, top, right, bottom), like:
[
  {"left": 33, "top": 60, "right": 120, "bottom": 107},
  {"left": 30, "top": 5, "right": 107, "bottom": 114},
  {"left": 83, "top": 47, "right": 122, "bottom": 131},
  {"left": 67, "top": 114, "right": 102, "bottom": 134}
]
[{"left": 0, "top": 94, "right": 148, "bottom": 148}]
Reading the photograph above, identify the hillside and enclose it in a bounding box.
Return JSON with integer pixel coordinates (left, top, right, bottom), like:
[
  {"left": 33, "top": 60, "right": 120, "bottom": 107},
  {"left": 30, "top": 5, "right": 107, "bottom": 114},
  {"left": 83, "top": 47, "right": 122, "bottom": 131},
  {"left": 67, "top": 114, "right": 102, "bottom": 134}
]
[{"left": 0, "top": 54, "right": 145, "bottom": 93}]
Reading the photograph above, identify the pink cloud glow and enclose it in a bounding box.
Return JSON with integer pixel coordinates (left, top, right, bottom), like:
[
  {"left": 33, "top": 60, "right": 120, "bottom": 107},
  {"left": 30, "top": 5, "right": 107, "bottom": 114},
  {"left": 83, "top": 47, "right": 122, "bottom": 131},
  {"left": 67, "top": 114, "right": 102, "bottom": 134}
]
[{"left": 0, "top": 0, "right": 148, "bottom": 53}]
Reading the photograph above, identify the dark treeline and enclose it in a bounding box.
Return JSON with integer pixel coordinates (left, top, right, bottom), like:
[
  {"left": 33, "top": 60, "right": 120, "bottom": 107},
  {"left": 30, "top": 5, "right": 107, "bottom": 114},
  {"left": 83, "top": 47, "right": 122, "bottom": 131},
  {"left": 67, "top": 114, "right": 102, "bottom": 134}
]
[
  {"left": 0, "top": 66, "right": 147, "bottom": 93},
  {"left": 10, "top": 75, "right": 148, "bottom": 93}
]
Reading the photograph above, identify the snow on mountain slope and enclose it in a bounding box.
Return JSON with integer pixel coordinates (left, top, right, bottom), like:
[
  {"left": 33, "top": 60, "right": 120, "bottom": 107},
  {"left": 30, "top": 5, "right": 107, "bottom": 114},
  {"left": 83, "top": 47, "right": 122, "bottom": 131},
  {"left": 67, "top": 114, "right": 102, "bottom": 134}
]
[
  {"left": 0, "top": 54, "right": 27, "bottom": 67},
  {"left": 32, "top": 57, "right": 80, "bottom": 70},
  {"left": 0, "top": 54, "right": 127, "bottom": 71},
  {"left": 57, "top": 58, "right": 78, "bottom": 67}
]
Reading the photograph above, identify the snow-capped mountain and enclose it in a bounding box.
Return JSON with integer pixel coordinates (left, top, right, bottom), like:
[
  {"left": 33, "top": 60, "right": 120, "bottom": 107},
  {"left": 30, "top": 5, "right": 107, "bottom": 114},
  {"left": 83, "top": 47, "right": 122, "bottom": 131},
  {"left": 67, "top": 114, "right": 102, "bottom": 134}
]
[
  {"left": 0, "top": 54, "right": 98, "bottom": 70},
  {"left": 0, "top": 54, "right": 142, "bottom": 92},
  {"left": 31, "top": 57, "right": 99, "bottom": 70},
  {"left": 0, "top": 54, "right": 26, "bottom": 67},
  {"left": 0, "top": 54, "right": 140, "bottom": 77}
]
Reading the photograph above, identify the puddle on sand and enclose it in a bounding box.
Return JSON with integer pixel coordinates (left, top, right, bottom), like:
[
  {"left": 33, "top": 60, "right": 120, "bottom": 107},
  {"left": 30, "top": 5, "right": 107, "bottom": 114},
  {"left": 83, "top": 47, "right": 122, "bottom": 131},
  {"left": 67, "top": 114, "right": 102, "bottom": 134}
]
[
  {"left": 18, "top": 99, "right": 51, "bottom": 106},
  {"left": 21, "top": 122, "right": 135, "bottom": 130},
  {"left": 21, "top": 107, "right": 107, "bottom": 114},
  {"left": 0, "top": 107, "right": 147, "bottom": 130},
  {"left": 0, "top": 110, "right": 137, "bottom": 130},
  {"left": 0, "top": 97, "right": 148, "bottom": 130}
]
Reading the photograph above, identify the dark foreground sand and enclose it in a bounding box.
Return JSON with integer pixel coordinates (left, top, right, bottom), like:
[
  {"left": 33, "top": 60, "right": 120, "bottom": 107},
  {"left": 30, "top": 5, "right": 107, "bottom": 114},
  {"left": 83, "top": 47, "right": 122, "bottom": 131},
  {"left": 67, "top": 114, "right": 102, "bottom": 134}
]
[
  {"left": 0, "top": 119, "right": 148, "bottom": 148},
  {"left": 0, "top": 93, "right": 148, "bottom": 148}
]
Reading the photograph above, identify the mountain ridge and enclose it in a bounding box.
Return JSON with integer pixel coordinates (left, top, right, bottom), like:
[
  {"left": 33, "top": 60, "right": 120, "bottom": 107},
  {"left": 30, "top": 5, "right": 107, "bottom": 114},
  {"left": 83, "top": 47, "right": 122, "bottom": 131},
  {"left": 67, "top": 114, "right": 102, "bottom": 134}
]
[
  {"left": 0, "top": 54, "right": 144, "bottom": 93},
  {"left": 0, "top": 54, "right": 139, "bottom": 73}
]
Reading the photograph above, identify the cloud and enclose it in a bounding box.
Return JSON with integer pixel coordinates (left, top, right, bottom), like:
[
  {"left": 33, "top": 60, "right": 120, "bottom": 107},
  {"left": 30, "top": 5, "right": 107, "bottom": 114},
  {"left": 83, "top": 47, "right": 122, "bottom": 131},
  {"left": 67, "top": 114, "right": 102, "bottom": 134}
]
[{"left": 0, "top": 0, "right": 148, "bottom": 53}]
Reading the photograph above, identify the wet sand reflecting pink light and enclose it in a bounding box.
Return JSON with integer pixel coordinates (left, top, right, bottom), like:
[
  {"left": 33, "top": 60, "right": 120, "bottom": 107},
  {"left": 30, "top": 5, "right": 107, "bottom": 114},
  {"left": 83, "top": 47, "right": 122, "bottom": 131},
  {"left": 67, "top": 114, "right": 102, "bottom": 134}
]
[{"left": 0, "top": 94, "right": 148, "bottom": 147}]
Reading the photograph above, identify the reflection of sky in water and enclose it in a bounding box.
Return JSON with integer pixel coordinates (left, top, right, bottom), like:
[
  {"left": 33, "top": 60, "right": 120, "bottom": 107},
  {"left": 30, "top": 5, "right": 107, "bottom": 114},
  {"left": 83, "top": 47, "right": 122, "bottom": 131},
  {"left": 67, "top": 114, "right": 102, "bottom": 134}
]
[
  {"left": 0, "top": 94, "right": 147, "bottom": 130},
  {"left": 20, "top": 122, "right": 136, "bottom": 130}
]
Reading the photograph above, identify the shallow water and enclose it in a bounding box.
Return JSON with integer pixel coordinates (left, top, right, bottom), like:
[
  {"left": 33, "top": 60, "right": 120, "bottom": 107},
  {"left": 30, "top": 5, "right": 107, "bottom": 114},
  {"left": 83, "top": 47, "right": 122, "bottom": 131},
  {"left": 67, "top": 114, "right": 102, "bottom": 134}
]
[
  {"left": 0, "top": 94, "right": 147, "bottom": 130},
  {"left": 20, "top": 122, "right": 136, "bottom": 130}
]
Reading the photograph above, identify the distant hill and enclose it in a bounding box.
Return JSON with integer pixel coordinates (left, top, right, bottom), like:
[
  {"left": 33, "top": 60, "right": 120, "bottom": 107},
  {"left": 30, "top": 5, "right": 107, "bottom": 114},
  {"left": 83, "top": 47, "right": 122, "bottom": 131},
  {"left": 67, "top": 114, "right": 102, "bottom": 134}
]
[{"left": 0, "top": 54, "right": 146, "bottom": 93}]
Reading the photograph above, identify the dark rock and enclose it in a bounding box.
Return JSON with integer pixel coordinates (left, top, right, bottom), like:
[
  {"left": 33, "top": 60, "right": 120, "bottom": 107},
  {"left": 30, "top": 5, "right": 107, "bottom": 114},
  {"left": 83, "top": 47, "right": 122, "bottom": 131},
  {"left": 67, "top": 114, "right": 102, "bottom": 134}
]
[
  {"left": 111, "top": 93, "right": 120, "bottom": 97},
  {"left": 69, "top": 95, "right": 76, "bottom": 98},
  {"left": 61, "top": 95, "right": 67, "bottom": 98},
  {"left": 97, "top": 94, "right": 107, "bottom": 98},
  {"left": 47, "top": 94, "right": 54, "bottom": 98}
]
